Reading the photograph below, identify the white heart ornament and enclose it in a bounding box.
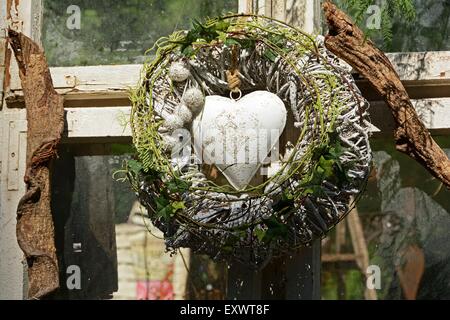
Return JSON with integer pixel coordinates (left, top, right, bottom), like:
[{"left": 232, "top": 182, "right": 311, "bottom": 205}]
[{"left": 192, "top": 91, "right": 287, "bottom": 190}]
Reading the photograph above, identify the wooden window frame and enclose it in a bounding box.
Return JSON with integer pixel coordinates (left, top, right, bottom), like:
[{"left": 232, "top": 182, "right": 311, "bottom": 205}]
[{"left": 1, "top": 0, "right": 449, "bottom": 299}]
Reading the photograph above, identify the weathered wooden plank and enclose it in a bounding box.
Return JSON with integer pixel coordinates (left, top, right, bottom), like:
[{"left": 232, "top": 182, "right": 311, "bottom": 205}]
[
  {"left": 8, "top": 64, "right": 141, "bottom": 104},
  {"left": 238, "top": 0, "right": 253, "bottom": 14},
  {"left": 51, "top": 145, "right": 118, "bottom": 299},
  {"left": 386, "top": 51, "right": 450, "bottom": 82},
  {"left": 285, "top": 240, "right": 321, "bottom": 300},
  {"left": 227, "top": 263, "right": 262, "bottom": 299},
  {"left": 65, "top": 107, "right": 131, "bottom": 139},
  {"left": 370, "top": 98, "right": 450, "bottom": 135},
  {"left": 8, "top": 97, "right": 450, "bottom": 143},
  {"left": 286, "top": 0, "right": 321, "bottom": 34},
  {"left": 271, "top": 0, "right": 286, "bottom": 21},
  {"left": 346, "top": 202, "right": 377, "bottom": 300},
  {"left": 6, "top": 52, "right": 450, "bottom": 105},
  {"left": 321, "top": 253, "right": 358, "bottom": 262},
  {"left": 0, "top": 109, "right": 27, "bottom": 300}
]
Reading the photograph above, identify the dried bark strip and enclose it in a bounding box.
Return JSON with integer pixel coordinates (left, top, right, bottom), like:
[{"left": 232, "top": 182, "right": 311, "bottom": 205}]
[
  {"left": 8, "top": 30, "right": 64, "bottom": 299},
  {"left": 323, "top": 1, "right": 450, "bottom": 188}
]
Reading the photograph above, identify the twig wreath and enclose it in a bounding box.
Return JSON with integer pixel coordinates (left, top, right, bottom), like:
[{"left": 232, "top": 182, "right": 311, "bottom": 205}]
[{"left": 119, "top": 14, "right": 372, "bottom": 267}]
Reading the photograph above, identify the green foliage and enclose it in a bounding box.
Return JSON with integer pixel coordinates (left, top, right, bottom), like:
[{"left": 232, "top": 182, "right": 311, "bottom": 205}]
[
  {"left": 154, "top": 195, "right": 185, "bottom": 220},
  {"left": 127, "top": 159, "right": 143, "bottom": 175},
  {"left": 335, "top": 0, "right": 417, "bottom": 49},
  {"left": 321, "top": 268, "right": 365, "bottom": 300},
  {"left": 166, "top": 177, "right": 191, "bottom": 194},
  {"left": 253, "top": 216, "right": 290, "bottom": 244},
  {"left": 299, "top": 133, "right": 348, "bottom": 197},
  {"left": 335, "top": 0, "right": 449, "bottom": 52},
  {"left": 180, "top": 18, "right": 231, "bottom": 54},
  {"left": 260, "top": 216, "right": 289, "bottom": 243},
  {"left": 43, "top": 0, "right": 237, "bottom": 66},
  {"left": 272, "top": 190, "right": 295, "bottom": 215}
]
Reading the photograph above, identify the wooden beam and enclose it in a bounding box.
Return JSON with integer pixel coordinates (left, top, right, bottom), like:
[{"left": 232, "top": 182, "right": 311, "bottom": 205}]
[
  {"left": 6, "top": 96, "right": 450, "bottom": 145},
  {"left": 322, "top": 253, "right": 358, "bottom": 262},
  {"left": 346, "top": 203, "right": 377, "bottom": 300},
  {"left": 64, "top": 107, "right": 131, "bottom": 139},
  {"left": 371, "top": 98, "right": 450, "bottom": 135},
  {"left": 5, "top": 51, "right": 450, "bottom": 106},
  {"left": 285, "top": 241, "right": 321, "bottom": 299}
]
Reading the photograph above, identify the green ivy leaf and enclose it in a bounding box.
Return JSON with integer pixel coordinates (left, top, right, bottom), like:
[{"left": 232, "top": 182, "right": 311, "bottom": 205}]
[
  {"left": 166, "top": 178, "right": 191, "bottom": 194},
  {"left": 318, "top": 156, "right": 335, "bottom": 180},
  {"left": 272, "top": 191, "right": 295, "bottom": 215},
  {"left": 263, "top": 48, "right": 277, "bottom": 62},
  {"left": 182, "top": 45, "right": 195, "bottom": 57},
  {"left": 261, "top": 216, "right": 289, "bottom": 243},
  {"left": 171, "top": 201, "right": 185, "bottom": 212},
  {"left": 224, "top": 38, "right": 240, "bottom": 46},
  {"left": 214, "top": 20, "right": 230, "bottom": 32},
  {"left": 254, "top": 228, "right": 266, "bottom": 242},
  {"left": 127, "top": 159, "right": 143, "bottom": 174},
  {"left": 154, "top": 195, "right": 173, "bottom": 220}
]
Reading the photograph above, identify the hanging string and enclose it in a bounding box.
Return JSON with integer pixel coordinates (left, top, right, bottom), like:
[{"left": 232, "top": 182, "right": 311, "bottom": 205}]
[{"left": 226, "top": 45, "right": 242, "bottom": 100}]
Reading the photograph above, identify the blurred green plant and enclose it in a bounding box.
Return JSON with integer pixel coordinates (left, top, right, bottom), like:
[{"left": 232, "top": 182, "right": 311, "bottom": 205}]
[
  {"left": 43, "top": 0, "right": 237, "bottom": 66},
  {"left": 334, "top": 0, "right": 416, "bottom": 49}
]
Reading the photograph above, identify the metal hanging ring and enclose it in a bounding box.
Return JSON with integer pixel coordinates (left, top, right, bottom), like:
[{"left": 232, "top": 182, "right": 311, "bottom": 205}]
[{"left": 230, "top": 89, "right": 242, "bottom": 101}]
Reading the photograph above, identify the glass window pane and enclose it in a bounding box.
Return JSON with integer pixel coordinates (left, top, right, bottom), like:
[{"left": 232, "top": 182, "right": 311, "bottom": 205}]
[
  {"left": 330, "top": 0, "right": 450, "bottom": 52},
  {"left": 42, "top": 0, "right": 239, "bottom": 66},
  {"left": 321, "top": 137, "right": 450, "bottom": 299},
  {"left": 51, "top": 143, "right": 225, "bottom": 300},
  {"left": 390, "top": 0, "right": 449, "bottom": 52}
]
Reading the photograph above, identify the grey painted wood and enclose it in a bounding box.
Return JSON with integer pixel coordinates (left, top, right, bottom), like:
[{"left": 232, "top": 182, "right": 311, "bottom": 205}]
[
  {"left": 226, "top": 240, "right": 322, "bottom": 300},
  {"left": 227, "top": 262, "right": 262, "bottom": 300},
  {"left": 285, "top": 240, "right": 321, "bottom": 300}
]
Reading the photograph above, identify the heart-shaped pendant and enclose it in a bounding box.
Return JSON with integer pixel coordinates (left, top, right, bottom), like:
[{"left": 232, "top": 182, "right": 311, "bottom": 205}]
[{"left": 192, "top": 91, "right": 287, "bottom": 190}]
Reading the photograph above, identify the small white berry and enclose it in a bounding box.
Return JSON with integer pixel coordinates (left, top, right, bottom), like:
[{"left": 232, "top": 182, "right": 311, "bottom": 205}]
[
  {"left": 183, "top": 87, "right": 205, "bottom": 113},
  {"left": 168, "top": 61, "right": 190, "bottom": 82},
  {"left": 162, "top": 134, "right": 178, "bottom": 150},
  {"left": 163, "top": 114, "right": 184, "bottom": 131},
  {"left": 174, "top": 103, "right": 193, "bottom": 124}
]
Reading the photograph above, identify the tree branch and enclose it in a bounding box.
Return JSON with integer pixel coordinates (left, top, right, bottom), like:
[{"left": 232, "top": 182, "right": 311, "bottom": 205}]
[{"left": 323, "top": 1, "right": 450, "bottom": 188}]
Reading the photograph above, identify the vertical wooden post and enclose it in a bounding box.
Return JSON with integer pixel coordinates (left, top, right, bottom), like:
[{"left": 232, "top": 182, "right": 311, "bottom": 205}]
[
  {"left": 228, "top": 0, "right": 322, "bottom": 301},
  {"left": 284, "top": 242, "right": 321, "bottom": 300},
  {"left": 226, "top": 241, "right": 321, "bottom": 300},
  {"left": 227, "top": 263, "right": 262, "bottom": 300}
]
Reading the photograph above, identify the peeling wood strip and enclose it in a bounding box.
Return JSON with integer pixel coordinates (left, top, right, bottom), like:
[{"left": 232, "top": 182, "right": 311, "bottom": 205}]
[{"left": 8, "top": 29, "right": 64, "bottom": 299}]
